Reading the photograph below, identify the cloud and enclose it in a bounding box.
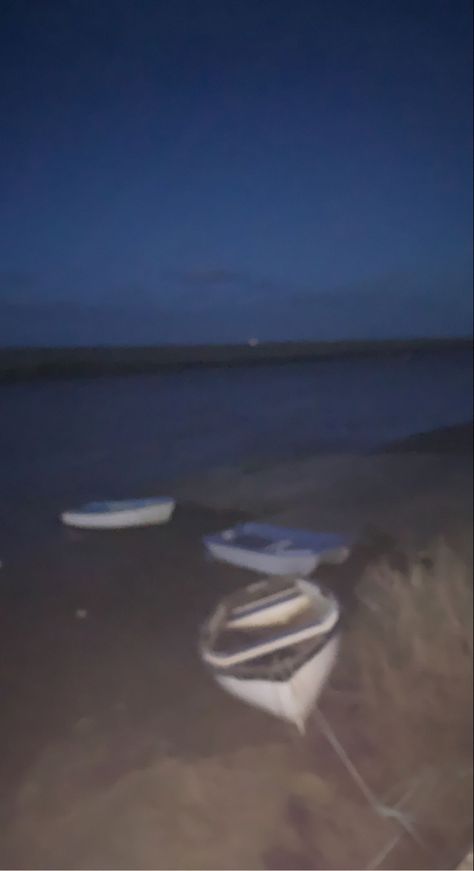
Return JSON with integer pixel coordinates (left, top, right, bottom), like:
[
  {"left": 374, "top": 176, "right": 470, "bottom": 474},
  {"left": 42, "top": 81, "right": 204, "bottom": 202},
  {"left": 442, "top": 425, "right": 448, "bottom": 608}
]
[
  {"left": 0, "top": 271, "right": 43, "bottom": 302},
  {"left": 0, "top": 299, "right": 182, "bottom": 346},
  {"left": 162, "top": 266, "right": 294, "bottom": 307},
  {"left": 165, "top": 268, "right": 244, "bottom": 288},
  {"left": 0, "top": 265, "right": 471, "bottom": 346}
]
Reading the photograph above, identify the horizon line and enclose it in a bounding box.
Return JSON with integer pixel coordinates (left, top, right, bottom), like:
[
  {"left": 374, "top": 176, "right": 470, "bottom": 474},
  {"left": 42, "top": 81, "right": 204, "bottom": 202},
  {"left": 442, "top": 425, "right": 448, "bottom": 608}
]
[{"left": 1, "top": 336, "right": 472, "bottom": 383}]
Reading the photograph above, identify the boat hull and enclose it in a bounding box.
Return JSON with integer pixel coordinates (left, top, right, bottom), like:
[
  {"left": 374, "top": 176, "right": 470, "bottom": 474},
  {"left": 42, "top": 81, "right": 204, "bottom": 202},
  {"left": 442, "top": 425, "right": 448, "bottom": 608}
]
[
  {"left": 214, "top": 634, "right": 340, "bottom": 732},
  {"left": 61, "top": 499, "right": 175, "bottom": 529},
  {"left": 206, "top": 540, "right": 321, "bottom": 575},
  {"left": 204, "top": 523, "right": 352, "bottom": 576}
]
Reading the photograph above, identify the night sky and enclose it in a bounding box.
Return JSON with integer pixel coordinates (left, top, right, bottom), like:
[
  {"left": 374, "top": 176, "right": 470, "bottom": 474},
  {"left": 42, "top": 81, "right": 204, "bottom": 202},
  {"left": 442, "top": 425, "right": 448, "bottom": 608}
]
[{"left": 0, "top": 0, "right": 472, "bottom": 346}]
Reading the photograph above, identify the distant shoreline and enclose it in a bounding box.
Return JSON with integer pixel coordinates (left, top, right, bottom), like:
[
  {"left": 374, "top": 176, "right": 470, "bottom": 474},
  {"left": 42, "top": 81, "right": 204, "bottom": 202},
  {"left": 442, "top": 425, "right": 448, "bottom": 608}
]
[
  {"left": 0, "top": 337, "right": 472, "bottom": 382},
  {"left": 384, "top": 421, "right": 473, "bottom": 454}
]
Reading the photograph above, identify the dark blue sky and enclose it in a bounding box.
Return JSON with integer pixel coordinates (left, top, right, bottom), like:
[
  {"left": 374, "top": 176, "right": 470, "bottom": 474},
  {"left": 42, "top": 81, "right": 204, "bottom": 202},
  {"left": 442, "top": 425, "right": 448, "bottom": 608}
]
[{"left": 0, "top": 0, "right": 472, "bottom": 345}]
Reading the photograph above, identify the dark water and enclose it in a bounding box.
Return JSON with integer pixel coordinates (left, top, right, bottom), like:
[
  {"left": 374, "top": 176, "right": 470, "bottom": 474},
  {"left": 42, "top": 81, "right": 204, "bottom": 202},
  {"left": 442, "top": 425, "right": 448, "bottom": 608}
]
[{"left": 0, "top": 349, "right": 472, "bottom": 506}]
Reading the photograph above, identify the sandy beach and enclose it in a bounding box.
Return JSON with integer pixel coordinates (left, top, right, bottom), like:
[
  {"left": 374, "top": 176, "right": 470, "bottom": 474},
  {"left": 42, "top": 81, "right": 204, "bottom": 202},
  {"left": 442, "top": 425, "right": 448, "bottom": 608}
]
[{"left": 0, "top": 423, "right": 472, "bottom": 869}]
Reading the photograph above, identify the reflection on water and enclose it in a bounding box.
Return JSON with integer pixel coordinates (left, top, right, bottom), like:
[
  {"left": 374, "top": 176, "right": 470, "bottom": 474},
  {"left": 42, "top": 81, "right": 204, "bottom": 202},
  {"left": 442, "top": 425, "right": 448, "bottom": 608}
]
[{"left": 0, "top": 349, "right": 472, "bottom": 502}]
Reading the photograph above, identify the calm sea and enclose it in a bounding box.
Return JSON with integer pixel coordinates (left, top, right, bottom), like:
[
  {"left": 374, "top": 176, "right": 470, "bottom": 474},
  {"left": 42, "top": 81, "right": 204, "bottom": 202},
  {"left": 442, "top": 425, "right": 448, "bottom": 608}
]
[{"left": 0, "top": 349, "right": 472, "bottom": 506}]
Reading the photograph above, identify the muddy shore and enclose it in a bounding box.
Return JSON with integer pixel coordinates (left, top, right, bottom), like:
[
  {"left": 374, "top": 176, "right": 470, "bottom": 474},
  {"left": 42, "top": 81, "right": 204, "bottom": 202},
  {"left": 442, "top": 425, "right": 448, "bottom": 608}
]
[{"left": 0, "top": 423, "right": 472, "bottom": 869}]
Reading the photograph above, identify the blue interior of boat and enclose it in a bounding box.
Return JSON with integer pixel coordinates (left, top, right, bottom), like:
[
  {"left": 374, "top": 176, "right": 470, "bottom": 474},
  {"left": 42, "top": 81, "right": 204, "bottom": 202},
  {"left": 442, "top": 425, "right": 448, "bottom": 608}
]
[
  {"left": 207, "top": 522, "right": 352, "bottom": 553},
  {"left": 82, "top": 498, "right": 169, "bottom": 513}
]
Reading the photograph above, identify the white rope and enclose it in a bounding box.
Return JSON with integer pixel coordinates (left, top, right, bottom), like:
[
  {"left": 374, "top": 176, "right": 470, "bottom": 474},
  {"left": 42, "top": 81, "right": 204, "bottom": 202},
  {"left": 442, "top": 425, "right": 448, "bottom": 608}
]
[
  {"left": 368, "top": 765, "right": 473, "bottom": 870},
  {"left": 312, "top": 707, "right": 433, "bottom": 857},
  {"left": 366, "top": 771, "right": 434, "bottom": 869}
]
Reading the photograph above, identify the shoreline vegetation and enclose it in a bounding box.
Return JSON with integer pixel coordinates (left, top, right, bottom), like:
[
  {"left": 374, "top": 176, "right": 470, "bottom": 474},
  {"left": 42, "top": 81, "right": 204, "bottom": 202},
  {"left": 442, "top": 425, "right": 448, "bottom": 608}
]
[{"left": 0, "top": 336, "right": 472, "bottom": 381}]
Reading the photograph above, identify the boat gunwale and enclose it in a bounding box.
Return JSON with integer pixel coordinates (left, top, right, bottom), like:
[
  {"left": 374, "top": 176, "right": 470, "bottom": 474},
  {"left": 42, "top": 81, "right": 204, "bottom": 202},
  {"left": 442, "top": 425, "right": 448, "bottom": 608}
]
[
  {"left": 210, "top": 624, "right": 341, "bottom": 682},
  {"left": 200, "top": 580, "right": 340, "bottom": 668},
  {"left": 70, "top": 497, "right": 175, "bottom": 515},
  {"left": 204, "top": 522, "right": 353, "bottom": 557}
]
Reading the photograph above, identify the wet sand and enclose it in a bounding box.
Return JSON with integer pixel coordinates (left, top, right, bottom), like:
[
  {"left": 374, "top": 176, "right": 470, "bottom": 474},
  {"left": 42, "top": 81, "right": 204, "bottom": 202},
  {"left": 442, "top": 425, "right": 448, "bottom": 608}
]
[{"left": 0, "top": 425, "right": 472, "bottom": 869}]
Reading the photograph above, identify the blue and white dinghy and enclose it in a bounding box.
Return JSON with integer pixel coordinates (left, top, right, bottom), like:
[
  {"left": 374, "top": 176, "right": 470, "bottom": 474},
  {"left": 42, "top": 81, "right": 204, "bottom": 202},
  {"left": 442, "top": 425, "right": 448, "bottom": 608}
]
[
  {"left": 203, "top": 522, "right": 352, "bottom": 576},
  {"left": 61, "top": 497, "right": 176, "bottom": 530},
  {"left": 199, "top": 577, "right": 341, "bottom": 731}
]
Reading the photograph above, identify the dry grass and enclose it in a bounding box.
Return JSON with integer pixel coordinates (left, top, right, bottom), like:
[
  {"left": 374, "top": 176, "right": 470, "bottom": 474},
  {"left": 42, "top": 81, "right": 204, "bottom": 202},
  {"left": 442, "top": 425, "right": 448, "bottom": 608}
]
[
  {"left": 311, "top": 535, "right": 474, "bottom": 866},
  {"left": 347, "top": 538, "right": 472, "bottom": 779}
]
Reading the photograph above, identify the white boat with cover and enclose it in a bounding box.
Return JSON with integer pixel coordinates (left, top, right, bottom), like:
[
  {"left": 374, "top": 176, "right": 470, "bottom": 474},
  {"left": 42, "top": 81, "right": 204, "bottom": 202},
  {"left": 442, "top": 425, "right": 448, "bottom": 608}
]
[
  {"left": 203, "top": 522, "right": 352, "bottom": 576},
  {"left": 199, "top": 577, "right": 341, "bottom": 731},
  {"left": 60, "top": 497, "right": 176, "bottom": 529}
]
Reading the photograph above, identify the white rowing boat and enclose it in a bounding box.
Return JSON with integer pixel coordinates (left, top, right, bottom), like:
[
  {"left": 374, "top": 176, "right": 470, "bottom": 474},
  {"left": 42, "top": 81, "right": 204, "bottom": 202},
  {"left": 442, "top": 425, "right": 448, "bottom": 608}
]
[
  {"left": 60, "top": 497, "right": 176, "bottom": 529},
  {"left": 199, "top": 577, "right": 341, "bottom": 731},
  {"left": 203, "top": 522, "right": 352, "bottom": 576}
]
